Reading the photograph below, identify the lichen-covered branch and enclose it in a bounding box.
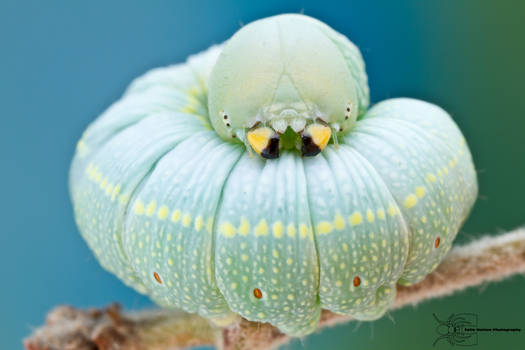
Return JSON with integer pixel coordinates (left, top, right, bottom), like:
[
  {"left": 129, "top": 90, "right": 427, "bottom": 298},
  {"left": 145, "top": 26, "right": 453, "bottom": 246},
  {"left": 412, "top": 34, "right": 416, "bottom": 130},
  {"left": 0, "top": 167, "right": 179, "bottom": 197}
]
[{"left": 25, "top": 227, "right": 525, "bottom": 350}]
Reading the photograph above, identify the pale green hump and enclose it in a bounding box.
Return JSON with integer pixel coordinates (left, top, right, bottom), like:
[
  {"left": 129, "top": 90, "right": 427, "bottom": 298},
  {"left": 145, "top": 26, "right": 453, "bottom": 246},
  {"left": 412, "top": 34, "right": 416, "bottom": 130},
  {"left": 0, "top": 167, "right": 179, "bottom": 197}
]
[
  {"left": 304, "top": 146, "right": 409, "bottom": 319},
  {"left": 70, "top": 113, "right": 205, "bottom": 293},
  {"left": 70, "top": 46, "right": 221, "bottom": 294},
  {"left": 214, "top": 152, "right": 321, "bottom": 336},
  {"left": 125, "top": 45, "right": 222, "bottom": 124},
  {"left": 207, "top": 18, "right": 284, "bottom": 138},
  {"left": 208, "top": 14, "right": 362, "bottom": 139},
  {"left": 344, "top": 98, "right": 478, "bottom": 284},
  {"left": 366, "top": 98, "right": 478, "bottom": 221},
  {"left": 271, "top": 15, "right": 357, "bottom": 125},
  {"left": 123, "top": 131, "right": 243, "bottom": 318},
  {"left": 293, "top": 14, "right": 370, "bottom": 117}
]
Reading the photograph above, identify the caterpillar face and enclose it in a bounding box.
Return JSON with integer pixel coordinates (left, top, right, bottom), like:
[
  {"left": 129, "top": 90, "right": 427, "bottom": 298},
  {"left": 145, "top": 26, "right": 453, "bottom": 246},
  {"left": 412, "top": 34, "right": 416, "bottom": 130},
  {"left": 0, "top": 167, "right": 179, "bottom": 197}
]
[
  {"left": 208, "top": 15, "right": 359, "bottom": 158},
  {"left": 69, "top": 14, "right": 477, "bottom": 337}
]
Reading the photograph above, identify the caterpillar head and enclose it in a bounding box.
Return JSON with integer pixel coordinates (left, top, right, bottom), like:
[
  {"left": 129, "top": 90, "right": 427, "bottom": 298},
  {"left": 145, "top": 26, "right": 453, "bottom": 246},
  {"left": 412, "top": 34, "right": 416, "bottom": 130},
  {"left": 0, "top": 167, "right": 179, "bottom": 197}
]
[{"left": 208, "top": 14, "right": 359, "bottom": 158}]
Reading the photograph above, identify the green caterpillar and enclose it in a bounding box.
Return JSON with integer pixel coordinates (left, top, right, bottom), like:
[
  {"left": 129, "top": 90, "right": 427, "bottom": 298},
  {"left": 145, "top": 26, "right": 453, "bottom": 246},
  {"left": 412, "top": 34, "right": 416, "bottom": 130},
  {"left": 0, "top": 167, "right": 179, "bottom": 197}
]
[{"left": 69, "top": 14, "right": 477, "bottom": 336}]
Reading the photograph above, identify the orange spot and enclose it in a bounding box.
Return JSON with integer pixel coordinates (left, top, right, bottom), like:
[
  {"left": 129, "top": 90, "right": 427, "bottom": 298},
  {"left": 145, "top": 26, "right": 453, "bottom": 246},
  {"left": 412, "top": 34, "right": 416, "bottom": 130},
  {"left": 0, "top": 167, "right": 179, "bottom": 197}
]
[
  {"left": 253, "top": 288, "right": 262, "bottom": 299},
  {"left": 153, "top": 272, "right": 162, "bottom": 284},
  {"left": 434, "top": 236, "right": 441, "bottom": 248},
  {"left": 353, "top": 276, "right": 361, "bottom": 287}
]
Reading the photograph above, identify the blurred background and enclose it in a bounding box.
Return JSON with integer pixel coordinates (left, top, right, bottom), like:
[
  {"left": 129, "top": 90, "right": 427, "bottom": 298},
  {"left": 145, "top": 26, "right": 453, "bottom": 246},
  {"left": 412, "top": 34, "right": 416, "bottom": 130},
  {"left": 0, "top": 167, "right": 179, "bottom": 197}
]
[{"left": 1, "top": 1, "right": 524, "bottom": 349}]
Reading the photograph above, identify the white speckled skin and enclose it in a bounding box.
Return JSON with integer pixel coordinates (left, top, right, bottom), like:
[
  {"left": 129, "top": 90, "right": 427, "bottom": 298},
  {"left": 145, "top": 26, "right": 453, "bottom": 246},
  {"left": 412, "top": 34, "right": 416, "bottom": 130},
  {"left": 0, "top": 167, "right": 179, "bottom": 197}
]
[{"left": 69, "top": 14, "right": 477, "bottom": 336}]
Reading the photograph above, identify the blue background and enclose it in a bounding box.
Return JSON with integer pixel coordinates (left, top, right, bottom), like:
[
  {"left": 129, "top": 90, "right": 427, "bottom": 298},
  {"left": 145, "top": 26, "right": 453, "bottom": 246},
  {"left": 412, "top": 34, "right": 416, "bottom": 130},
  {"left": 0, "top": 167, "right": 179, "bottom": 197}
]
[{"left": 1, "top": 1, "right": 524, "bottom": 349}]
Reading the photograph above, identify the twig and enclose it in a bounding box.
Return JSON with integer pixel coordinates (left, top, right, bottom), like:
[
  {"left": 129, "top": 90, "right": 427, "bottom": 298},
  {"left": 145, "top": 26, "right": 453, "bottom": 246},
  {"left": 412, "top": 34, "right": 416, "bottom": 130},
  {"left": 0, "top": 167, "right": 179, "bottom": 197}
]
[{"left": 24, "top": 227, "right": 525, "bottom": 350}]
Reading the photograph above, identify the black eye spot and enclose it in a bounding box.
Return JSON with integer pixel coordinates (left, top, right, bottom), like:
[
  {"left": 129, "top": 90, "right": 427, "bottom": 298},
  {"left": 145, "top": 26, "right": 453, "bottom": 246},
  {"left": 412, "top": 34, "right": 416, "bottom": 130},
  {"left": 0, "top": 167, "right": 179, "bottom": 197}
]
[
  {"left": 339, "top": 127, "right": 343, "bottom": 132},
  {"left": 301, "top": 134, "right": 321, "bottom": 157},
  {"left": 261, "top": 135, "right": 280, "bottom": 159},
  {"left": 346, "top": 107, "right": 350, "bottom": 112},
  {"left": 345, "top": 116, "right": 349, "bottom": 120},
  {"left": 224, "top": 115, "right": 228, "bottom": 119},
  {"left": 226, "top": 123, "right": 231, "bottom": 127}
]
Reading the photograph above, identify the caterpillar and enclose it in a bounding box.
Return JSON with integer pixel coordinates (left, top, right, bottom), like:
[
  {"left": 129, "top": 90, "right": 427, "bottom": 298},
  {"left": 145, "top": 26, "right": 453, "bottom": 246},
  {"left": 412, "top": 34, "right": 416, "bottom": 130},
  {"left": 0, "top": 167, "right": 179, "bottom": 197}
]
[{"left": 69, "top": 14, "right": 478, "bottom": 336}]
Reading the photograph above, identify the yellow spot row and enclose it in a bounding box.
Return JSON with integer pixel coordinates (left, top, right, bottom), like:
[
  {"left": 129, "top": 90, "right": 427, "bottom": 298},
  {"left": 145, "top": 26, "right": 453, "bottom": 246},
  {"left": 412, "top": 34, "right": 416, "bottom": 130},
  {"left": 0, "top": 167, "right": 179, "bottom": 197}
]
[
  {"left": 218, "top": 219, "right": 313, "bottom": 239},
  {"left": 218, "top": 205, "right": 400, "bottom": 238},
  {"left": 427, "top": 154, "right": 458, "bottom": 184},
  {"left": 404, "top": 185, "right": 427, "bottom": 209},
  {"left": 86, "top": 163, "right": 123, "bottom": 202},
  {"left": 131, "top": 199, "right": 213, "bottom": 233}
]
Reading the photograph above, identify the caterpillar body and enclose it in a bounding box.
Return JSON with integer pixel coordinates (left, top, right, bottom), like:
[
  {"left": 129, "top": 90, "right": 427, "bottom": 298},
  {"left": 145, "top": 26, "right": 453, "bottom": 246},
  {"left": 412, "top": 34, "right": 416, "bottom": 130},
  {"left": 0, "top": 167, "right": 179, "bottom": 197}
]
[{"left": 70, "top": 14, "right": 477, "bottom": 336}]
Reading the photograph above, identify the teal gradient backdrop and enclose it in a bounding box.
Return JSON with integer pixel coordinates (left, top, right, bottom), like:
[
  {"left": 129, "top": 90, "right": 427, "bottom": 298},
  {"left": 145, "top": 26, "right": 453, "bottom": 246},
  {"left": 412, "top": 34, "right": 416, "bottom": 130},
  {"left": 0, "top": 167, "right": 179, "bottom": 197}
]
[{"left": 1, "top": 1, "right": 524, "bottom": 349}]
